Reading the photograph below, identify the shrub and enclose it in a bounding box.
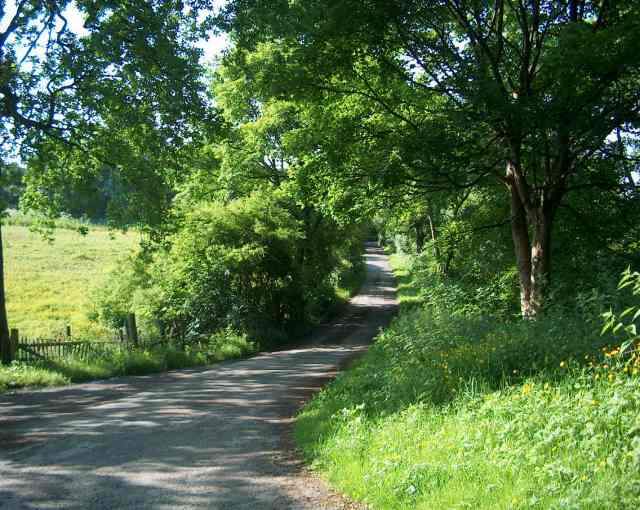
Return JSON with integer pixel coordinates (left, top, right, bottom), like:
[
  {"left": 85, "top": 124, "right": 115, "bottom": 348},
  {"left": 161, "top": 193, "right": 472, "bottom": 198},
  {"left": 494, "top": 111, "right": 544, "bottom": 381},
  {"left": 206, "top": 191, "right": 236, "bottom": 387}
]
[{"left": 91, "top": 189, "right": 366, "bottom": 347}]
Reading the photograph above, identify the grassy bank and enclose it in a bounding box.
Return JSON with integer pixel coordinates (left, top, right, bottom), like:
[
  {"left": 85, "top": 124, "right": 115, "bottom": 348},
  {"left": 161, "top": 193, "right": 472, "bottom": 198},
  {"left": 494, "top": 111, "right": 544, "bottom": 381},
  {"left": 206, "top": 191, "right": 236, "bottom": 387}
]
[
  {"left": 295, "top": 254, "right": 640, "bottom": 509},
  {"left": 4, "top": 223, "right": 138, "bottom": 339},
  {"left": 0, "top": 331, "right": 256, "bottom": 393}
]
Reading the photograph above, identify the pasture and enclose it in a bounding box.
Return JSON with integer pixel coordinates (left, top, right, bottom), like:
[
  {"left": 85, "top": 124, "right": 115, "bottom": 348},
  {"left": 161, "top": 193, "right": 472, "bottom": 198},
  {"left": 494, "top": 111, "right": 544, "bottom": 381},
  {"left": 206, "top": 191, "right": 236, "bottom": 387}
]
[{"left": 3, "top": 223, "right": 138, "bottom": 340}]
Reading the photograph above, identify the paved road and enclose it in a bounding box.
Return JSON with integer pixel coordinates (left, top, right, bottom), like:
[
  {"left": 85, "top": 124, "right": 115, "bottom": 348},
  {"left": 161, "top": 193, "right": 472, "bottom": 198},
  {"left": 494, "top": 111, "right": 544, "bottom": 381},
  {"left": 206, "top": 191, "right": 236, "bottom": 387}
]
[{"left": 0, "top": 244, "right": 397, "bottom": 509}]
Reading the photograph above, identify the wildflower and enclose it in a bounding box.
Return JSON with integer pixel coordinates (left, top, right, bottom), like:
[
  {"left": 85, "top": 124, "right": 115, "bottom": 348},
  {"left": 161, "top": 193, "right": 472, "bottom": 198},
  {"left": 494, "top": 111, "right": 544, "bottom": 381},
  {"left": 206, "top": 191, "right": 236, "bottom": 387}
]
[{"left": 560, "top": 361, "right": 566, "bottom": 368}]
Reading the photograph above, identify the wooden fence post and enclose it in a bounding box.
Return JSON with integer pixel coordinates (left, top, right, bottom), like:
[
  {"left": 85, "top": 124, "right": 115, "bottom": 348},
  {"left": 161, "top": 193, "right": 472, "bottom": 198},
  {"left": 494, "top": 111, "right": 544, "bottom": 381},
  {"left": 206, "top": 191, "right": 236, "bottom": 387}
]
[
  {"left": 126, "top": 313, "right": 139, "bottom": 346},
  {"left": 66, "top": 325, "right": 72, "bottom": 338},
  {"left": 9, "top": 329, "right": 18, "bottom": 362}
]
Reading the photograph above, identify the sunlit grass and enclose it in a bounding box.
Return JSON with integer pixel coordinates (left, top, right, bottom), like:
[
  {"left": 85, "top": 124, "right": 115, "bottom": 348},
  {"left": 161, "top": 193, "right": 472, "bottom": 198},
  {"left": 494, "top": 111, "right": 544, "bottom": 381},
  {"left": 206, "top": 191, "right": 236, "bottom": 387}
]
[
  {"left": 3, "top": 224, "right": 139, "bottom": 339},
  {"left": 294, "top": 253, "right": 640, "bottom": 509},
  {"left": 0, "top": 332, "right": 258, "bottom": 393}
]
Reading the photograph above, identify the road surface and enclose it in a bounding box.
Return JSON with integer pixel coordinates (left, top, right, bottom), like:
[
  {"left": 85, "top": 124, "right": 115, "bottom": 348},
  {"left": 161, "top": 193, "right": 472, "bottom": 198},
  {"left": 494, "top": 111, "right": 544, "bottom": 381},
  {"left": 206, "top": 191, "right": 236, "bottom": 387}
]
[{"left": 0, "top": 243, "right": 397, "bottom": 509}]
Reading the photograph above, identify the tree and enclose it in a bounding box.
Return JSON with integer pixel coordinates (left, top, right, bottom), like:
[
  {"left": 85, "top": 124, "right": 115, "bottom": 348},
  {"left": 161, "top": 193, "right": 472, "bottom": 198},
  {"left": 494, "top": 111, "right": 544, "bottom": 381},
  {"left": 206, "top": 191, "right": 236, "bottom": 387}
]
[
  {"left": 0, "top": 161, "right": 24, "bottom": 210},
  {"left": 222, "top": 0, "right": 640, "bottom": 317},
  {"left": 0, "top": 1, "right": 211, "bottom": 363}
]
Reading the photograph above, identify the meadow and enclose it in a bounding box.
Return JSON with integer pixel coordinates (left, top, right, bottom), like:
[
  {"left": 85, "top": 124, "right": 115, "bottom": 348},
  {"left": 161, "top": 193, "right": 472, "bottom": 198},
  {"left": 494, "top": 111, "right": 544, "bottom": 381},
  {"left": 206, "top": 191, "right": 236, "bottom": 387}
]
[
  {"left": 294, "top": 253, "right": 640, "bottom": 509},
  {"left": 3, "top": 217, "right": 139, "bottom": 339}
]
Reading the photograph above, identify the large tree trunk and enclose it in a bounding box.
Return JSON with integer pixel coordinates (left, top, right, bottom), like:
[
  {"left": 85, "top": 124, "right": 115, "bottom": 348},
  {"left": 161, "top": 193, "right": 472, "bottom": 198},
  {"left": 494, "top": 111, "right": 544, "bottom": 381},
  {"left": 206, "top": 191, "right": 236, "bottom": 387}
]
[
  {"left": 507, "top": 160, "right": 560, "bottom": 318},
  {"left": 509, "top": 179, "right": 535, "bottom": 317},
  {"left": 0, "top": 221, "right": 11, "bottom": 364}
]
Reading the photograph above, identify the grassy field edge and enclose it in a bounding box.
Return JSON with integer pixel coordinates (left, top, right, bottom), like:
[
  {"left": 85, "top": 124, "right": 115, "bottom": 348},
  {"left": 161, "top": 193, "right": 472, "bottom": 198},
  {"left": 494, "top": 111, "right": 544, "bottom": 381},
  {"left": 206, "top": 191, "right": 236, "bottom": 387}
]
[{"left": 0, "top": 334, "right": 258, "bottom": 394}]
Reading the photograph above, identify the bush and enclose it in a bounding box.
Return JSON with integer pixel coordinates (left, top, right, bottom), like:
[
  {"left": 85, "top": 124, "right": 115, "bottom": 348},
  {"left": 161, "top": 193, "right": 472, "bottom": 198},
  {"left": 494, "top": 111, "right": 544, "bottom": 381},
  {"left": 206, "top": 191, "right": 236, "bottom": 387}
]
[
  {"left": 89, "top": 253, "right": 161, "bottom": 337},
  {"left": 91, "top": 189, "right": 366, "bottom": 347}
]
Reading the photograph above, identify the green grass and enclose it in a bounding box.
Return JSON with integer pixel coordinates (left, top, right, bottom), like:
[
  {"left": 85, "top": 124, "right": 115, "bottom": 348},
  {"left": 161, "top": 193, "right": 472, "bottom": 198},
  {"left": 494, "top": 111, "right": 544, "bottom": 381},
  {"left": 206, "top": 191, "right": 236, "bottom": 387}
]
[
  {"left": 3, "top": 223, "right": 139, "bottom": 339},
  {"left": 0, "top": 331, "right": 257, "bottom": 393},
  {"left": 295, "top": 254, "right": 640, "bottom": 509},
  {"left": 335, "top": 254, "right": 367, "bottom": 302}
]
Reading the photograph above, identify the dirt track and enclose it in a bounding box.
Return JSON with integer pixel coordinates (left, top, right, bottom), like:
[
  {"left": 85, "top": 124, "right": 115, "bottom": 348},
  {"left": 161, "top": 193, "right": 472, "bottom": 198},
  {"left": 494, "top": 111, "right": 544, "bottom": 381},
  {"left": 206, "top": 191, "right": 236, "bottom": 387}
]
[{"left": 0, "top": 243, "right": 397, "bottom": 509}]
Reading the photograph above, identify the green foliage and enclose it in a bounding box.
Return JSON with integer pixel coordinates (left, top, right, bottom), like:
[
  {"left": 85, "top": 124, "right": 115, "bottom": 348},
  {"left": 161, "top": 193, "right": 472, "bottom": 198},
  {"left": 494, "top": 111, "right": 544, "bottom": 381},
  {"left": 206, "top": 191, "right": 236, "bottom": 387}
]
[
  {"left": 92, "top": 188, "right": 366, "bottom": 346},
  {"left": 89, "top": 254, "right": 160, "bottom": 336},
  {"left": 295, "top": 256, "right": 640, "bottom": 509},
  {"left": 156, "top": 189, "right": 305, "bottom": 340},
  {"left": 222, "top": 0, "right": 640, "bottom": 316},
  {"left": 3, "top": 1, "right": 210, "bottom": 227},
  {"left": 602, "top": 268, "right": 640, "bottom": 354},
  {"left": 399, "top": 251, "right": 520, "bottom": 318},
  {"left": 0, "top": 163, "right": 25, "bottom": 212}
]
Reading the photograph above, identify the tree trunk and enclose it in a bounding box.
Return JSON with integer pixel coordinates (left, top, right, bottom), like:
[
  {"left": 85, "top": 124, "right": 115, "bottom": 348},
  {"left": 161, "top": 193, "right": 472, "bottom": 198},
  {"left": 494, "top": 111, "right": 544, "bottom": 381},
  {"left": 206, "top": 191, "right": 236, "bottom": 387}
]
[
  {"left": 427, "top": 214, "right": 441, "bottom": 260},
  {"left": 529, "top": 206, "right": 554, "bottom": 316},
  {"left": 0, "top": 221, "right": 11, "bottom": 364},
  {"left": 508, "top": 163, "right": 559, "bottom": 319},
  {"left": 415, "top": 222, "right": 426, "bottom": 253},
  {"left": 508, "top": 179, "right": 535, "bottom": 317}
]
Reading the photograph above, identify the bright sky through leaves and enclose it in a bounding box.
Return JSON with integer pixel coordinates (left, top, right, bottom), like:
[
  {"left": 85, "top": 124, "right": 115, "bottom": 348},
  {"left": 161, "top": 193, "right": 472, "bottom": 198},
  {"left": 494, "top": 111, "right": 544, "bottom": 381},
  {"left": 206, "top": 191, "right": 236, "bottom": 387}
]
[{"left": 0, "top": 0, "right": 230, "bottom": 64}]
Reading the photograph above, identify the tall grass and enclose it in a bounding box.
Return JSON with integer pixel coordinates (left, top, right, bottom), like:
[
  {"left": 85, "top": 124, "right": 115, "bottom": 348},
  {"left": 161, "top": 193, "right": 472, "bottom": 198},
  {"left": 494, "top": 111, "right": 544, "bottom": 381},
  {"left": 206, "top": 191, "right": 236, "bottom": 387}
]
[
  {"left": 3, "top": 209, "right": 105, "bottom": 231},
  {"left": 295, "top": 254, "right": 640, "bottom": 509}
]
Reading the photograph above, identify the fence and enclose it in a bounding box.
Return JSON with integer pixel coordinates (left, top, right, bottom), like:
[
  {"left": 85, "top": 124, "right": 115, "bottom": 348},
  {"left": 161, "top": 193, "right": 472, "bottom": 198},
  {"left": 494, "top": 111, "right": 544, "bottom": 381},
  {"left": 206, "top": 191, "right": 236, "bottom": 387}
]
[
  {"left": 4, "top": 313, "right": 149, "bottom": 364},
  {"left": 15, "top": 338, "right": 124, "bottom": 363}
]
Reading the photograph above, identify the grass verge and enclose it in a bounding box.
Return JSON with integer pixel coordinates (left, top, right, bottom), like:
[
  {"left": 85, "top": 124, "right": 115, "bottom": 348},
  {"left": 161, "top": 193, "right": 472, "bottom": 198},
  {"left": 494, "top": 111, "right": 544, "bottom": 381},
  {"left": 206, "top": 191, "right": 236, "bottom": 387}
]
[
  {"left": 294, "top": 254, "right": 640, "bottom": 509},
  {"left": 0, "top": 331, "right": 257, "bottom": 393}
]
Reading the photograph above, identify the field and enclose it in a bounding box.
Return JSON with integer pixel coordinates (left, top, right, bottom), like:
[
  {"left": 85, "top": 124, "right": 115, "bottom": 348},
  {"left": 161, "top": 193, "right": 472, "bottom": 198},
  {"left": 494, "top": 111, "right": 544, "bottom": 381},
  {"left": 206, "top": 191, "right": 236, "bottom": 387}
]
[{"left": 3, "top": 223, "right": 139, "bottom": 339}]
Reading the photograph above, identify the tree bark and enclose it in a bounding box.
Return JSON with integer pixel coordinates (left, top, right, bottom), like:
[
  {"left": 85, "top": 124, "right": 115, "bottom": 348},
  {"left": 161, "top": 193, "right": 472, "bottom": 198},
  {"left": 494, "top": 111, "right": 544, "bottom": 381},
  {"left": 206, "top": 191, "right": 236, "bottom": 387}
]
[
  {"left": 529, "top": 205, "right": 555, "bottom": 316},
  {"left": 508, "top": 174, "right": 535, "bottom": 317},
  {"left": 507, "top": 158, "right": 560, "bottom": 318},
  {"left": 427, "top": 214, "right": 441, "bottom": 260},
  {"left": 415, "top": 221, "right": 426, "bottom": 253},
  {"left": 0, "top": 221, "right": 11, "bottom": 364}
]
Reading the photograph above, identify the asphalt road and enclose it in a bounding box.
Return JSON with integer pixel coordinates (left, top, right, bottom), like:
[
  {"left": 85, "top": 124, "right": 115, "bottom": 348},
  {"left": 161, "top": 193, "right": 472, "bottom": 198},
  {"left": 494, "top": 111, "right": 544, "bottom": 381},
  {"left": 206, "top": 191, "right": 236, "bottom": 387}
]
[{"left": 0, "top": 243, "right": 397, "bottom": 509}]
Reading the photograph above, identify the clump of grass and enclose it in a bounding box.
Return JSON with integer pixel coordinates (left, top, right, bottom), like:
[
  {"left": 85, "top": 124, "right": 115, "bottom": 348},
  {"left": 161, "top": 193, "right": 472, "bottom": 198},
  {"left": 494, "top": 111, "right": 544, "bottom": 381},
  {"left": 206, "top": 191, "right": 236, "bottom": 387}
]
[
  {"left": 0, "top": 362, "right": 70, "bottom": 391},
  {"left": 203, "top": 328, "right": 257, "bottom": 361},
  {"left": 335, "top": 254, "right": 367, "bottom": 302},
  {"left": 295, "top": 255, "right": 640, "bottom": 509}
]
